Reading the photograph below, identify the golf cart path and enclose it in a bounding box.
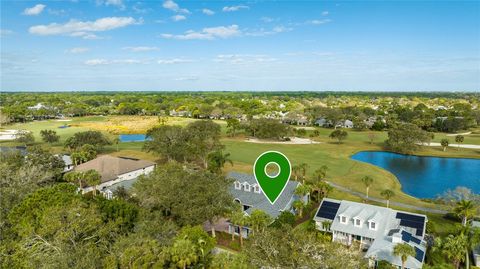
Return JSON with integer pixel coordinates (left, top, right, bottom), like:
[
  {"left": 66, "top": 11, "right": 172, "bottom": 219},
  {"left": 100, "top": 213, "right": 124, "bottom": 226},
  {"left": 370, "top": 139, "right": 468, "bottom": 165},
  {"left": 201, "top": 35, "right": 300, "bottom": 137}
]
[
  {"left": 326, "top": 181, "right": 448, "bottom": 214},
  {"left": 423, "top": 142, "right": 480, "bottom": 149}
]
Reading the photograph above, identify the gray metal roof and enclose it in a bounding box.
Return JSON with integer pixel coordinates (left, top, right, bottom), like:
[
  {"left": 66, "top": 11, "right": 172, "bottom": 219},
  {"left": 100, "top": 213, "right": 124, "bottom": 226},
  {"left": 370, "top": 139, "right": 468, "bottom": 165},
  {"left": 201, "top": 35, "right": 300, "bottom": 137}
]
[{"left": 228, "top": 172, "right": 300, "bottom": 219}]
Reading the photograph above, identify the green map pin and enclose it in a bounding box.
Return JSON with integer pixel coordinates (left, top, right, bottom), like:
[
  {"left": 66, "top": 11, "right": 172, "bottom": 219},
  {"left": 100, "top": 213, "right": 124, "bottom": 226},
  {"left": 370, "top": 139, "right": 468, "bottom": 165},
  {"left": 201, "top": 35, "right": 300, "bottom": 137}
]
[{"left": 253, "top": 151, "right": 291, "bottom": 205}]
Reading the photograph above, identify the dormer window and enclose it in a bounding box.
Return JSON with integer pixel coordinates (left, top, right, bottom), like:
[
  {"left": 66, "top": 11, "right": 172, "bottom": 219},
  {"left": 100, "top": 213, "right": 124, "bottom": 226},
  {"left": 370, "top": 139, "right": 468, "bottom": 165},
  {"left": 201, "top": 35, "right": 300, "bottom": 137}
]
[
  {"left": 369, "top": 221, "right": 376, "bottom": 230},
  {"left": 254, "top": 185, "right": 261, "bottom": 193},
  {"left": 340, "top": 215, "right": 348, "bottom": 224},
  {"left": 354, "top": 218, "right": 362, "bottom": 227},
  {"left": 244, "top": 183, "right": 251, "bottom": 192},
  {"left": 234, "top": 181, "right": 241, "bottom": 190}
]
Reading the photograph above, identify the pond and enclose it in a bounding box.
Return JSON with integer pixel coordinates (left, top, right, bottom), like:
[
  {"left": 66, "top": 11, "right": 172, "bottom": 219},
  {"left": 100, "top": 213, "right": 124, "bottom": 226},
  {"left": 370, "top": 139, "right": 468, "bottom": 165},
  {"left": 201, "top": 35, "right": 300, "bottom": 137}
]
[
  {"left": 118, "top": 134, "right": 151, "bottom": 142},
  {"left": 351, "top": 151, "right": 480, "bottom": 198}
]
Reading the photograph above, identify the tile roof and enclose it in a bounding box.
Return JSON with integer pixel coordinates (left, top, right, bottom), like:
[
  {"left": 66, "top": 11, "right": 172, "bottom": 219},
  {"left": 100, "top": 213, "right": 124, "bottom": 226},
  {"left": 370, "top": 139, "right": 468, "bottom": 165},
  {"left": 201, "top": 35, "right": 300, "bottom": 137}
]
[{"left": 75, "top": 155, "right": 155, "bottom": 183}]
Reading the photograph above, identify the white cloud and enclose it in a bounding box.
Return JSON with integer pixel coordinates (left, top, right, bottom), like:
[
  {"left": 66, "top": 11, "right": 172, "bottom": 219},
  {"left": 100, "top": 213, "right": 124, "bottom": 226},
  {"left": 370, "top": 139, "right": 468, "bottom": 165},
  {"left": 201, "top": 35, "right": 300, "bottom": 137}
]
[
  {"left": 245, "top": 26, "right": 292, "bottom": 36},
  {"left": 0, "top": 29, "right": 13, "bottom": 37},
  {"left": 261, "top": 17, "right": 274, "bottom": 23},
  {"left": 175, "top": 76, "right": 199, "bottom": 81},
  {"left": 172, "top": 15, "right": 186, "bottom": 21},
  {"left": 222, "top": 5, "right": 249, "bottom": 12},
  {"left": 161, "top": 25, "right": 240, "bottom": 40},
  {"left": 85, "top": 58, "right": 145, "bottom": 65},
  {"left": 96, "top": 0, "right": 125, "bottom": 9},
  {"left": 29, "top": 17, "right": 140, "bottom": 38},
  {"left": 67, "top": 47, "right": 89, "bottom": 54},
  {"left": 322, "top": 11, "right": 329, "bottom": 16},
  {"left": 307, "top": 19, "right": 331, "bottom": 25},
  {"left": 202, "top": 8, "right": 215, "bottom": 15},
  {"left": 85, "top": 59, "right": 109, "bottom": 65},
  {"left": 157, "top": 58, "right": 193, "bottom": 64},
  {"left": 122, "top": 46, "right": 159, "bottom": 52},
  {"left": 214, "top": 54, "right": 276, "bottom": 64},
  {"left": 23, "top": 4, "right": 46, "bottom": 15},
  {"left": 162, "top": 0, "right": 190, "bottom": 14}
]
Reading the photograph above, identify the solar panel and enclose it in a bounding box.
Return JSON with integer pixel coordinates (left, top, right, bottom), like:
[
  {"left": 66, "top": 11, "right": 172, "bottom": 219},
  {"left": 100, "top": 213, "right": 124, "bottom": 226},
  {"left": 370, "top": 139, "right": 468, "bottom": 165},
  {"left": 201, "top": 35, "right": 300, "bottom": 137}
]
[
  {"left": 396, "top": 212, "right": 425, "bottom": 237},
  {"left": 401, "top": 230, "right": 411, "bottom": 243},
  {"left": 316, "top": 200, "right": 340, "bottom": 220},
  {"left": 410, "top": 236, "right": 421, "bottom": 245},
  {"left": 414, "top": 247, "right": 424, "bottom": 262}
]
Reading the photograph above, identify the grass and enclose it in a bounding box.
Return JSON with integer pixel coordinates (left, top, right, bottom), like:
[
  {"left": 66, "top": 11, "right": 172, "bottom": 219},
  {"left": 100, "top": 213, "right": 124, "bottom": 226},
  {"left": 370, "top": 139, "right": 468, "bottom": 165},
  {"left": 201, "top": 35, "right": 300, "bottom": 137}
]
[{"left": 2, "top": 116, "right": 479, "bottom": 213}]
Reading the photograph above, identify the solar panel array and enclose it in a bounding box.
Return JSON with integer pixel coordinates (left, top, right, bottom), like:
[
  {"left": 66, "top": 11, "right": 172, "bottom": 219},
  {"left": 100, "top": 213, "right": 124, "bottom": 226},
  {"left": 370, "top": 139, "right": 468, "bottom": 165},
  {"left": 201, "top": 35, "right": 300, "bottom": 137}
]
[
  {"left": 316, "top": 201, "right": 341, "bottom": 220},
  {"left": 414, "top": 246, "right": 424, "bottom": 262},
  {"left": 396, "top": 212, "right": 425, "bottom": 237},
  {"left": 400, "top": 230, "right": 422, "bottom": 245}
]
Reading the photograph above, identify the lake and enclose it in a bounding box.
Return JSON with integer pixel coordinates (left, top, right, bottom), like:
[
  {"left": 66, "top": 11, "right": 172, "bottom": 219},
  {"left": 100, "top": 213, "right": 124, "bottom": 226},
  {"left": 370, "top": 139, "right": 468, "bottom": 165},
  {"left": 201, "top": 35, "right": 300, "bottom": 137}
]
[
  {"left": 351, "top": 151, "right": 480, "bottom": 198},
  {"left": 119, "top": 134, "right": 151, "bottom": 142}
]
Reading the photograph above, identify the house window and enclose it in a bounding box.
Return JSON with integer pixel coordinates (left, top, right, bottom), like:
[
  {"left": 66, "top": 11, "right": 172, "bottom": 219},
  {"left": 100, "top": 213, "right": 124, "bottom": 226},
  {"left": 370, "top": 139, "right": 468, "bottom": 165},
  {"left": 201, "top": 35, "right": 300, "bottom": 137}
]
[
  {"left": 244, "top": 183, "right": 251, "bottom": 192},
  {"left": 340, "top": 216, "right": 347, "bottom": 224},
  {"left": 234, "top": 181, "right": 241, "bottom": 190},
  {"left": 254, "top": 185, "right": 261, "bottom": 193},
  {"left": 369, "top": 222, "right": 376, "bottom": 230},
  {"left": 354, "top": 218, "right": 362, "bottom": 227}
]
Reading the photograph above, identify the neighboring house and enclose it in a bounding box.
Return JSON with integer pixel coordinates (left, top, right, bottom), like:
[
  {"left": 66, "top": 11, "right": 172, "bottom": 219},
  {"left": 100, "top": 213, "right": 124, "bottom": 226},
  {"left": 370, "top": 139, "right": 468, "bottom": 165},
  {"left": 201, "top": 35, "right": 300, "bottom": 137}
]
[
  {"left": 314, "top": 198, "right": 427, "bottom": 269},
  {"left": 227, "top": 172, "right": 308, "bottom": 238},
  {"left": 57, "top": 154, "right": 73, "bottom": 172},
  {"left": 297, "top": 118, "right": 309, "bottom": 126},
  {"left": 169, "top": 110, "right": 191, "bottom": 117},
  {"left": 344, "top": 120, "right": 354, "bottom": 128},
  {"left": 315, "top": 117, "right": 330, "bottom": 127},
  {"left": 473, "top": 221, "right": 480, "bottom": 267},
  {"left": 27, "top": 103, "right": 47, "bottom": 110},
  {"left": 74, "top": 155, "right": 156, "bottom": 198}
]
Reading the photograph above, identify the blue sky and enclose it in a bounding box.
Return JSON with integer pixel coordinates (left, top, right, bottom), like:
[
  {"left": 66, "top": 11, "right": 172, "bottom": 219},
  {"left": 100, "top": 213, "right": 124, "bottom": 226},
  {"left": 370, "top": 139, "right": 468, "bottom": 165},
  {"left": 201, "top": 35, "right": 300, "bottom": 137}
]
[{"left": 1, "top": 0, "right": 479, "bottom": 92}]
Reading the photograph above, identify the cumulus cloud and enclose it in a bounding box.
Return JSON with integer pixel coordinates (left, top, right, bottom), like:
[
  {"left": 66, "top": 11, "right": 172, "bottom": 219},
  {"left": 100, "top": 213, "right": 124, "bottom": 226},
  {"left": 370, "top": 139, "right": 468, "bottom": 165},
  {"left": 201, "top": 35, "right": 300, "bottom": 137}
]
[
  {"left": 171, "top": 15, "right": 186, "bottom": 21},
  {"left": 157, "top": 58, "right": 193, "bottom": 64},
  {"left": 163, "top": 0, "right": 190, "bottom": 14},
  {"left": 122, "top": 46, "right": 159, "bottom": 52},
  {"left": 245, "top": 26, "right": 292, "bottom": 36},
  {"left": 67, "top": 47, "right": 89, "bottom": 54},
  {"left": 85, "top": 58, "right": 145, "bottom": 65},
  {"left": 29, "top": 17, "right": 140, "bottom": 38},
  {"left": 222, "top": 5, "right": 249, "bottom": 12},
  {"left": 161, "top": 25, "right": 240, "bottom": 40},
  {"left": 23, "top": 4, "right": 46, "bottom": 15},
  {"left": 202, "top": 8, "right": 215, "bottom": 15}
]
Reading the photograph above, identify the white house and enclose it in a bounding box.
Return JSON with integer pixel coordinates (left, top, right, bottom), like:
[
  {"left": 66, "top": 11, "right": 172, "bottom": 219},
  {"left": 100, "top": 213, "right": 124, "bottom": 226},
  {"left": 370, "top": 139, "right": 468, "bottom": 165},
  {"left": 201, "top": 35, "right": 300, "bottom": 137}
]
[
  {"left": 74, "top": 155, "right": 155, "bottom": 198},
  {"left": 314, "top": 198, "right": 427, "bottom": 269}
]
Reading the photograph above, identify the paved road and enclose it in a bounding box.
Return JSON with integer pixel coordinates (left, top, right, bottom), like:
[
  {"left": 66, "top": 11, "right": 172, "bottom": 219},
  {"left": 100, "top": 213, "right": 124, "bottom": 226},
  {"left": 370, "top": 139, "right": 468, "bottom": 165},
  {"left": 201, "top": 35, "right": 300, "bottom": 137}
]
[{"left": 326, "top": 181, "right": 449, "bottom": 214}]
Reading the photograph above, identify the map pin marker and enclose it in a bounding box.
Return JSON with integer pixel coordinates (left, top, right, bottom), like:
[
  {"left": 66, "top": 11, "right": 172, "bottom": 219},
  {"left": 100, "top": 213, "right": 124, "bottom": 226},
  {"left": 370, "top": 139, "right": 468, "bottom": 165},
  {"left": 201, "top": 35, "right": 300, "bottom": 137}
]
[{"left": 253, "top": 151, "right": 291, "bottom": 205}]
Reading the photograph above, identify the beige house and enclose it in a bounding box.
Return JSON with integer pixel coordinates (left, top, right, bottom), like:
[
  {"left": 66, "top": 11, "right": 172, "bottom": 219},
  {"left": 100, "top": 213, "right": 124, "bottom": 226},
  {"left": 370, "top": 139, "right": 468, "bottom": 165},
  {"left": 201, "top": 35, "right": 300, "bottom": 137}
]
[{"left": 75, "top": 155, "right": 155, "bottom": 198}]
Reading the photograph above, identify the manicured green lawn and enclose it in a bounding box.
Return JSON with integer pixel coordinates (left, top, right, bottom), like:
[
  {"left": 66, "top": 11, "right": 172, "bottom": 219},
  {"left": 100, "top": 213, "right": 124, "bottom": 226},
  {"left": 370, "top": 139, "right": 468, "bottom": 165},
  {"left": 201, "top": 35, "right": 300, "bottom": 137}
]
[{"left": 2, "top": 116, "right": 479, "bottom": 212}]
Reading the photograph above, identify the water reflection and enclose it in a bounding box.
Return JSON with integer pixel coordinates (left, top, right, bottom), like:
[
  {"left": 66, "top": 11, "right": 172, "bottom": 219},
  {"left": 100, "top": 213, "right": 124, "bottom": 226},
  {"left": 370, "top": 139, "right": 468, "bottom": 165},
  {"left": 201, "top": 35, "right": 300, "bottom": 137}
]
[{"left": 351, "top": 151, "right": 480, "bottom": 198}]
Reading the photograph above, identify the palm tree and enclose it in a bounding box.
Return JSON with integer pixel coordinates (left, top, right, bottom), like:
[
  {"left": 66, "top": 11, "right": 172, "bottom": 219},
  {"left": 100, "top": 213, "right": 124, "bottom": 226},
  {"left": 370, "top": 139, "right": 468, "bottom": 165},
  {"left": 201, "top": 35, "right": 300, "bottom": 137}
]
[
  {"left": 207, "top": 150, "right": 233, "bottom": 174},
  {"left": 170, "top": 238, "right": 198, "bottom": 269},
  {"left": 455, "top": 135, "right": 464, "bottom": 150},
  {"left": 292, "top": 200, "right": 305, "bottom": 217},
  {"left": 461, "top": 225, "right": 480, "bottom": 269},
  {"left": 299, "top": 163, "right": 309, "bottom": 183},
  {"left": 319, "top": 182, "right": 333, "bottom": 199},
  {"left": 113, "top": 137, "right": 120, "bottom": 151},
  {"left": 85, "top": 169, "right": 101, "bottom": 196},
  {"left": 229, "top": 209, "right": 247, "bottom": 247},
  {"left": 294, "top": 184, "right": 310, "bottom": 203},
  {"left": 313, "top": 165, "right": 328, "bottom": 181},
  {"left": 380, "top": 189, "right": 395, "bottom": 208},
  {"left": 64, "top": 171, "right": 86, "bottom": 190},
  {"left": 393, "top": 243, "right": 415, "bottom": 269},
  {"left": 361, "top": 176, "right": 374, "bottom": 199},
  {"left": 441, "top": 138, "right": 449, "bottom": 151},
  {"left": 433, "top": 234, "right": 468, "bottom": 269},
  {"left": 454, "top": 200, "right": 477, "bottom": 226},
  {"left": 248, "top": 209, "right": 272, "bottom": 234},
  {"left": 292, "top": 165, "right": 301, "bottom": 181}
]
